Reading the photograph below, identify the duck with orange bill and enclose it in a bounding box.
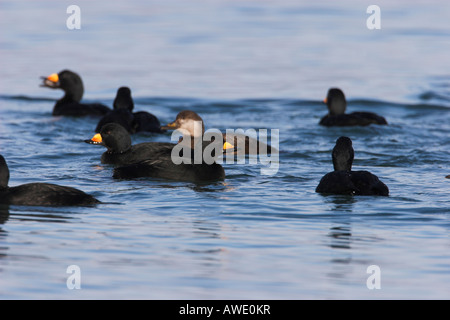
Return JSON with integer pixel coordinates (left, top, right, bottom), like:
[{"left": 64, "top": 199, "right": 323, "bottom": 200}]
[
  {"left": 112, "top": 111, "right": 226, "bottom": 182},
  {"left": 40, "top": 69, "right": 110, "bottom": 116},
  {"left": 85, "top": 123, "right": 174, "bottom": 166}
]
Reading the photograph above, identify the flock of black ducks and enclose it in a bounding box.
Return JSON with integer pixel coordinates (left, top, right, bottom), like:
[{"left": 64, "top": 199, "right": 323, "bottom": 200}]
[{"left": 0, "top": 69, "right": 393, "bottom": 207}]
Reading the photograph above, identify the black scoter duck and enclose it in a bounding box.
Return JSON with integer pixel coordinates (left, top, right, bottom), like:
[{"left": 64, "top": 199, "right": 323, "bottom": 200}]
[
  {"left": 112, "top": 110, "right": 225, "bottom": 182},
  {"left": 315, "top": 136, "right": 389, "bottom": 196},
  {"left": 161, "top": 111, "right": 274, "bottom": 156},
  {"left": 95, "top": 87, "right": 135, "bottom": 133},
  {"left": 85, "top": 123, "right": 174, "bottom": 165},
  {"left": 40, "top": 69, "right": 110, "bottom": 117},
  {"left": 0, "top": 155, "right": 100, "bottom": 206},
  {"left": 95, "top": 87, "right": 164, "bottom": 134},
  {"left": 319, "top": 88, "right": 387, "bottom": 127}
]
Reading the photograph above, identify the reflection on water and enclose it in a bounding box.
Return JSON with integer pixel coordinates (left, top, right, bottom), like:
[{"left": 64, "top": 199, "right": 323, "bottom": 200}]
[
  {"left": 189, "top": 181, "right": 235, "bottom": 193},
  {"left": 326, "top": 198, "right": 354, "bottom": 283},
  {"left": 2, "top": 206, "right": 83, "bottom": 224},
  {"left": 0, "top": 206, "right": 9, "bottom": 263},
  {"left": 0, "top": 206, "right": 10, "bottom": 226},
  {"left": 0, "top": 205, "right": 83, "bottom": 265},
  {"left": 323, "top": 195, "right": 357, "bottom": 212},
  {"left": 328, "top": 224, "right": 352, "bottom": 250},
  {"left": 0, "top": 204, "right": 9, "bottom": 264},
  {"left": 0, "top": 205, "right": 9, "bottom": 263},
  {"left": 184, "top": 219, "right": 229, "bottom": 280}
]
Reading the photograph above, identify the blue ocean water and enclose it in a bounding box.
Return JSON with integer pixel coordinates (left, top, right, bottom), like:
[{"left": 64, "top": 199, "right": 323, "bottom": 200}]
[{"left": 0, "top": 0, "right": 449, "bottom": 299}]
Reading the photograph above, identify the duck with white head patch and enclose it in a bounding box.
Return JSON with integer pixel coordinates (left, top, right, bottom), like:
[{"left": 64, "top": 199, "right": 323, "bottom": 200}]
[{"left": 112, "top": 110, "right": 226, "bottom": 183}]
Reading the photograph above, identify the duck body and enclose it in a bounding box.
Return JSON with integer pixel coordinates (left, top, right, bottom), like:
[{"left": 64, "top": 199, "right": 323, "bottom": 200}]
[
  {"left": 95, "top": 108, "right": 135, "bottom": 133},
  {"left": 0, "top": 183, "right": 100, "bottom": 206},
  {"left": 319, "top": 112, "right": 387, "bottom": 127},
  {"left": 113, "top": 157, "right": 225, "bottom": 183},
  {"left": 315, "top": 170, "right": 389, "bottom": 196},
  {"left": 132, "top": 111, "right": 164, "bottom": 133},
  {"left": 100, "top": 142, "right": 174, "bottom": 165},
  {"left": 53, "top": 99, "right": 110, "bottom": 117}
]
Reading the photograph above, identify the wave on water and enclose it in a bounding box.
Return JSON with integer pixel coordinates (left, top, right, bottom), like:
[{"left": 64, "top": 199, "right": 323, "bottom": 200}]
[
  {"left": 417, "top": 90, "right": 450, "bottom": 105},
  {"left": 0, "top": 94, "right": 56, "bottom": 102},
  {"left": 2, "top": 93, "right": 449, "bottom": 111}
]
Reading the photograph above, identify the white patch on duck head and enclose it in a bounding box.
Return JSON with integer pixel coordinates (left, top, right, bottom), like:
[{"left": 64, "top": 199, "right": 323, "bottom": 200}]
[{"left": 177, "top": 119, "right": 204, "bottom": 138}]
